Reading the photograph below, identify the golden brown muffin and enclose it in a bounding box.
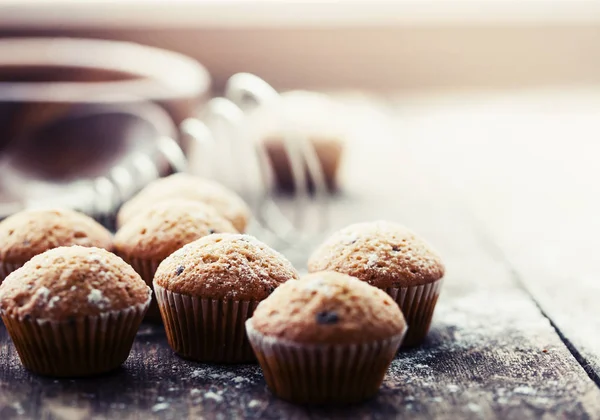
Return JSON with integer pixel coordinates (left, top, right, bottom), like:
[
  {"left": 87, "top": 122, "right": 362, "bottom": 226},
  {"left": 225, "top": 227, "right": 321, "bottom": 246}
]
[
  {"left": 308, "top": 221, "right": 445, "bottom": 347},
  {"left": 308, "top": 221, "right": 444, "bottom": 288},
  {"left": 114, "top": 200, "right": 237, "bottom": 262},
  {"left": 246, "top": 271, "right": 407, "bottom": 404},
  {"left": 153, "top": 233, "right": 299, "bottom": 363},
  {"left": 154, "top": 233, "right": 298, "bottom": 301},
  {"left": 251, "top": 271, "right": 405, "bottom": 345},
  {"left": 0, "top": 246, "right": 149, "bottom": 321},
  {"left": 0, "top": 208, "right": 112, "bottom": 281},
  {"left": 0, "top": 246, "right": 150, "bottom": 377},
  {"left": 114, "top": 200, "right": 237, "bottom": 321},
  {"left": 116, "top": 174, "right": 251, "bottom": 232}
]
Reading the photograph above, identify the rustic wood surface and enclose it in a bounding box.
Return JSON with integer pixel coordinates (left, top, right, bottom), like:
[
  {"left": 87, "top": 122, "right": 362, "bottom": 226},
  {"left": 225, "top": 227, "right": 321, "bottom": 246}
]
[{"left": 1, "top": 89, "right": 600, "bottom": 419}]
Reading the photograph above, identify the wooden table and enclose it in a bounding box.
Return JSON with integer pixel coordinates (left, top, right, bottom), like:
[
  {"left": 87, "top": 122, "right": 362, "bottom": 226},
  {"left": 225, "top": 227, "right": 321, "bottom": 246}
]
[{"left": 1, "top": 89, "right": 600, "bottom": 419}]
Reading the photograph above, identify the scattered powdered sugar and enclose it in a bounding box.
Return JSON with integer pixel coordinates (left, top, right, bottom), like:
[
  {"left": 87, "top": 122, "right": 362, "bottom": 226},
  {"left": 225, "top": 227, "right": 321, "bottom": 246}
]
[
  {"left": 447, "top": 384, "right": 460, "bottom": 393},
  {"left": 190, "top": 369, "right": 204, "bottom": 378},
  {"left": 11, "top": 402, "right": 24, "bottom": 415},
  {"left": 513, "top": 386, "right": 537, "bottom": 396},
  {"left": 87, "top": 289, "right": 110, "bottom": 309},
  {"left": 366, "top": 253, "right": 379, "bottom": 268},
  {"left": 87, "top": 253, "right": 102, "bottom": 263},
  {"left": 468, "top": 403, "right": 482, "bottom": 412},
  {"left": 248, "top": 400, "right": 261, "bottom": 408},
  {"left": 35, "top": 287, "right": 50, "bottom": 302},
  {"left": 151, "top": 402, "right": 170, "bottom": 412},
  {"left": 190, "top": 389, "right": 202, "bottom": 396},
  {"left": 204, "top": 391, "right": 223, "bottom": 403},
  {"left": 48, "top": 296, "right": 60, "bottom": 309},
  {"left": 302, "top": 276, "right": 333, "bottom": 297}
]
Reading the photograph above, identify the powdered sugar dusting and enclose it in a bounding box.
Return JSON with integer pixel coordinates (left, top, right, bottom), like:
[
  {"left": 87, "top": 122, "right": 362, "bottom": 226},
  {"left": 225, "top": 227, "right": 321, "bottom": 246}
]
[
  {"left": 366, "top": 253, "right": 379, "bottom": 268},
  {"left": 48, "top": 296, "right": 60, "bottom": 309},
  {"left": 87, "top": 253, "right": 102, "bottom": 263},
  {"left": 204, "top": 391, "right": 223, "bottom": 403},
  {"left": 248, "top": 399, "right": 261, "bottom": 408},
  {"left": 87, "top": 289, "right": 110, "bottom": 309},
  {"left": 35, "top": 287, "right": 50, "bottom": 302}
]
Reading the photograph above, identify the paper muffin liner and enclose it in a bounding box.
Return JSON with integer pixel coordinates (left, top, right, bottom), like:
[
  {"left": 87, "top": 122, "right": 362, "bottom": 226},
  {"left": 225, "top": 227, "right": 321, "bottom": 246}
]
[
  {"left": 383, "top": 278, "right": 443, "bottom": 347},
  {"left": 0, "top": 261, "right": 24, "bottom": 283},
  {"left": 0, "top": 299, "right": 149, "bottom": 377},
  {"left": 154, "top": 284, "right": 259, "bottom": 363},
  {"left": 246, "top": 320, "right": 406, "bottom": 404},
  {"left": 118, "top": 254, "right": 162, "bottom": 322}
]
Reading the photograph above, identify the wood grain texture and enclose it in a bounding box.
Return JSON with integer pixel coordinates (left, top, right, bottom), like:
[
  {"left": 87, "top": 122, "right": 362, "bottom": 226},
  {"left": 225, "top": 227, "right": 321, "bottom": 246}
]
[
  {"left": 384, "top": 89, "right": 600, "bottom": 385},
  {"left": 1, "top": 90, "right": 600, "bottom": 419}
]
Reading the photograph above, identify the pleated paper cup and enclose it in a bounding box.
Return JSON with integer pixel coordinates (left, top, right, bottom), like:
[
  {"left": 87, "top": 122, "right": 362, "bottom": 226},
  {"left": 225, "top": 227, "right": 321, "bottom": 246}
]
[
  {"left": 117, "top": 254, "right": 162, "bottom": 322},
  {"left": 0, "top": 299, "right": 149, "bottom": 377},
  {"left": 0, "top": 261, "right": 24, "bottom": 283},
  {"left": 384, "top": 278, "right": 443, "bottom": 347},
  {"left": 154, "top": 283, "right": 259, "bottom": 363},
  {"left": 246, "top": 320, "right": 406, "bottom": 404}
]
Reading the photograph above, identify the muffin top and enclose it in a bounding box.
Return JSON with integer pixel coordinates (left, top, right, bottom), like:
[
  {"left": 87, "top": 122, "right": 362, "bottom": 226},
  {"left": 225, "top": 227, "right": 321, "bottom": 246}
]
[
  {"left": 308, "top": 221, "right": 445, "bottom": 288},
  {"left": 249, "top": 271, "right": 406, "bottom": 345},
  {"left": 154, "top": 233, "right": 299, "bottom": 300},
  {"left": 0, "top": 208, "right": 112, "bottom": 264},
  {"left": 116, "top": 174, "right": 251, "bottom": 232},
  {"left": 0, "top": 246, "right": 151, "bottom": 321},
  {"left": 114, "top": 200, "right": 237, "bottom": 261}
]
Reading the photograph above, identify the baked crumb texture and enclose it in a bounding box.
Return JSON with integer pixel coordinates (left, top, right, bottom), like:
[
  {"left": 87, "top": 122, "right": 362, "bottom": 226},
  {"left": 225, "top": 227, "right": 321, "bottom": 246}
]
[
  {"left": 154, "top": 233, "right": 299, "bottom": 301},
  {"left": 250, "top": 271, "right": 406, "bottom": 345},
  {"left": 0, "top": 246, "right": 150, "bottom": 321},
  {"left": 114, "top": 200, "right": 237, "bottom": 261},
  {"left": 0, "top": 208, "right": 112, "bottom": 268},
  {"left": 116, "top": 174, "right": 251, "bottom": 232},
  {"left": 308, "top": 221, "right": 445, "bottom": 288}
]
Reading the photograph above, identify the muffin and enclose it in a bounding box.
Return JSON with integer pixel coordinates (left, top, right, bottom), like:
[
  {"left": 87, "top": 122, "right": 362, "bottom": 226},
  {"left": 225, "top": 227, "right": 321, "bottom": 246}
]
[
  {"left": 308, "top": 221, "right": 445, "bottom": 347},
  {"left": 247, "top": 90, "right": 346, "bottom": 192},
  {"left": 114, "top": 200, "right": 237, "bottom": 321},
  {"left": 0, "top": 246, "right": 151, "bottom": 377},
  {"left": 0, "top": 208, "right": 113, "bottom": 282},
  {"left": 153, "top": 233, "right": 299, "bottom": 363},
  {"left": 246, "top": 271, "right": 406, "bottom": 404},
  {"left": 116, "top": 173, "right": 251, "bottom": 232}
]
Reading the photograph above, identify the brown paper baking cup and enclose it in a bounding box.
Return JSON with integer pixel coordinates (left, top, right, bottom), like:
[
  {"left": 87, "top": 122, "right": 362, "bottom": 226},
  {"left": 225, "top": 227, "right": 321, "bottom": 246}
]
[
  {"left": 154, "top": 284, "right": 259, "bottom": 363},
  {"left": 118, "top": 254, "right": 162, "bottom": 322},
  {"left": 0, "top": 299, "right": 149, "bottom": 377},
  {"left": 384, "top": 278, "right": 443, "bottom": 347},
  {"left": 0, "top": 261, "right": 24, "bottom": 283},
  {"left": 246, "top": 320, "right": 406, "bottom": 404}
]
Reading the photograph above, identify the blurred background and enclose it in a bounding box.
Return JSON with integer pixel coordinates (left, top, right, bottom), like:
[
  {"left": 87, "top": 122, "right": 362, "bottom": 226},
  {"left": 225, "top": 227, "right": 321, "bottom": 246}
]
[
  {"left": 2, "top": 0, "right": 600, "bottom": 91},
  {"left": 0, "top": 0, "right": 599, "bottom": 265}
]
